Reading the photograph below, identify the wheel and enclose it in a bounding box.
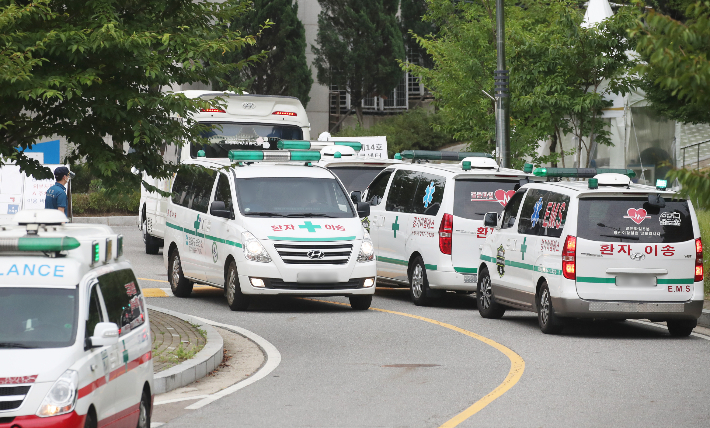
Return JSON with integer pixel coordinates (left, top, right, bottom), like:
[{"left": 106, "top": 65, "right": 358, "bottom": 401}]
[
  {"left": 409, "top": 256, "right": 436, "bottom": 306},
  {"left": 666, "top": 319, "right": 696, "bottom": 337},
  {"left": 84, "top": 409, "right": 97, "bottom": 428},
  {"left": 477, "top": 268, "right": 506, "bottom": 319},
  {"left": 136, "top": 389, "right": 150, "bottom": 428},
  {"left": 225, "top": 260, "right": 250, "bottom": 311},
  {"left": 537, "top": 282, "right": 564, "bottom": 334},
  {"left": 169, "top": 250, "right": 193, "bottom": 297},
  {"left": 349, "top": 295, "right": 372, "bottom": 310},
  {"left": 142, "top": 217, "right": 160, "bottom": 255}
]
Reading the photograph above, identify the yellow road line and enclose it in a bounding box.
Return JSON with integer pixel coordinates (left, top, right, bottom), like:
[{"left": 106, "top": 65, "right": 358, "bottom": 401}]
[
  {"left": 142, "top": 288, "right": 168, "bottom": 297},
  {"left": 138, "top": 277, "right": 169, "bottom": 283},
  {"left": 305, "top": 298, "right": 525, "bottom": 427}
]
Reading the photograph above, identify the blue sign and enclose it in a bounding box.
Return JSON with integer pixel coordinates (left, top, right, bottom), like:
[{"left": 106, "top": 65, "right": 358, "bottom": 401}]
[
  {"left": 7, "top": 205, "right": 19, "bottom": 214},
  {"left": 19, "top": 140, "right": 60, "bottom": 164},
  {"left": 423, "top": 182, "right": 436, "bottom": 208}
]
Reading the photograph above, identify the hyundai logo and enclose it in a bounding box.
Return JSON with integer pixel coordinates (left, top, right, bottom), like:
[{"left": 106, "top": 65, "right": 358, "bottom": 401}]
[
  {"left": 307, "top": 250, "right": 325, "bottom": 259},
  {"left": 629, "top": 252, "right": 646, "bottom": 261},
  {"left": 242, "top": 102, "right": 255, "bottom": 109}
]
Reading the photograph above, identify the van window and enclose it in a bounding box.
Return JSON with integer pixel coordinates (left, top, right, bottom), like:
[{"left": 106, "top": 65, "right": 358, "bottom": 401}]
[
  {"left": 539, "top": 192, "right": 570, "bottom": 238},
  {"left": 365, "top": 170, "right": 393, "bottom": 206},
  {"left": 453, "top": 179, "right": 519, "bottom": 220},
  {"left": 410, "top": 172, "right": 446, "bottom": 216},
  {"left": 386, "top": 170, "right": 419, "bottom": 213},
  {"left": 85, "top": 284, "right": 104, "bottom": 340},
  {"left": 517, "top": 189, "right": 548, "bottom": 234},
  {"left": 501, "top": 189, "right": 527, "bottom": 229},
  {"left": 171, "top": 166, "right": 216, "bottom": 213},
  {"left": 171, "top": 168, "right": 193, "bottom": 208},
  {"left": 98, "top": 269, "right": 145, "bottom": 336},
  {"left": 213, "top": 173, "right": 234, "bottom": 218},
  {"left": 191, "top": 169, "right": 216, "bottom": 213},
  {"left": 329, "top": 166, "right": 387, "bottom": 193},
  {"left": 577, "top": 197, "right": 694, "bottom": 243},
  {"left": 193, "top": 123, "right": 304, "bottom": 158}
]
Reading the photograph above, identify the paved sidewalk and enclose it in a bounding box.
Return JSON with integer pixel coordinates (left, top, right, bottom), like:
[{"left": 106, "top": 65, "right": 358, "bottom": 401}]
[{"left": 149, "top": 309, "right": 206, "bottom": 373}]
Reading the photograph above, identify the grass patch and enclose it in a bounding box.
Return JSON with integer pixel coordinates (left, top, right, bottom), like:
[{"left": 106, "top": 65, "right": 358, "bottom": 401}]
[
  {"left": 697, "top": 210, "right": 710, "bottom": 298},
  {"left": 157, "top": 342, "right": 205, "bottom": 367}
]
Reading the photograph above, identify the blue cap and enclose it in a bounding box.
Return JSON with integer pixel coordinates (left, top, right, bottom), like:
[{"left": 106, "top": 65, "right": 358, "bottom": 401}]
[{"left": 54, "top": 166, "right": 70, "bottom": 179}]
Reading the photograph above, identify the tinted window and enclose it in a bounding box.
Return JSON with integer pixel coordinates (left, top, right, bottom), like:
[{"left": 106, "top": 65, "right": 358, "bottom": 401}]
[
  {"left": 410, "top": 172, "right": 446, "bottom": 216},
  {"left": 518, "top": 189, "right": 548, "bottom": 235},
  {"left": 329, "top": 166, "right": 387, "bottom": 193},
  {"left": 501, "top": 189, "right": 527, "bottom": 229},
  {"left": 85, "top": 284, "right": 104, "bottom": 340},
  {"left": 171, "top": 168, "right": 193, "bottom": 207},
  {"left": 235, "top": 177, "right": 354, "bottom": 218},
  {"left": 171, "top": 166, "right": 216, "bottom": 213},
  {"left": 192, "top": 123, "right": 303, "bottom": 158},
  {"left": 453, "top": 179, "right": 519, "bottom": 220},
  {"left": 539, "top": 192, "right": 570, "bottom": 238},
  {"left": 365, "top": 170, "right": 393, "bottom": 206},
  {"left": 214, "top": 173, "right": 234, "bottom": 218},
  {"left": 191, "top": 169, "right": 216, "bottom": 213},
  {"left": 386, "top": 170, "right": 419, "bottom": 213},
  {"left": 98, "top": 269, "right": 145, "bottom": 336},
  {"left": 577, "top": 197, "right": 694, "bottom": 243}
]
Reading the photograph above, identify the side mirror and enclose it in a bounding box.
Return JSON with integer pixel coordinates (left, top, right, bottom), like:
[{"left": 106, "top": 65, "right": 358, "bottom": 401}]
[
  {"left": 357, "top": 202, "right": 371, "bottom": 218},
  {"left": 90, "top": 322, "right": 119, "bottom": 348},
  {"left": 210, "top": 201, "right": 232, "bottom": 219},
  {"left": 484, "top": 212, "right": 498, "bottom": 227},
  {"left": 350, "top": 191, "right": 362, "bottom": 204}
]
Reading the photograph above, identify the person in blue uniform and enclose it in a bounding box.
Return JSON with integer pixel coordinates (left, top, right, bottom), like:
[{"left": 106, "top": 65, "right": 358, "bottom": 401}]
[{"left": 45, "top": 166, "right": 72, "bottom": 213}]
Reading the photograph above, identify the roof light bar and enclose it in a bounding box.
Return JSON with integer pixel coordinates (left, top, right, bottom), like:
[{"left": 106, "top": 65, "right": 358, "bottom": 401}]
[
  {"left": 0, "top": 237, "right": 80, "bottom": 252},
  {"left": 91, "top": 241, "right": 100, "bottom": 265},
  {"left": 400, "top": 150, "right": 493, "bottom": 161},
  {"left": 276, "top": 140, "right": 363, "bottom": 151},
  {"left": 228, "top": 150, "right": 321, "bottom": 162},
  {"left": 656, "top": 179, "right": 667, "bottom": 190},
  {"left": 533, "top": 167, "right": 636, "bottom": 178},
  {"left": 523, "top": 163, "right": 534, "bottom": 173}
]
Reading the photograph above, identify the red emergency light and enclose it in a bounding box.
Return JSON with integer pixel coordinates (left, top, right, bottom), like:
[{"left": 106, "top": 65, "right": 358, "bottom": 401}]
[
  {"left": 201, "top": 108, "right": 226, "bottom": 113},
  {"left": 272, "top": 111, "right": 297, "bottom": 116}
]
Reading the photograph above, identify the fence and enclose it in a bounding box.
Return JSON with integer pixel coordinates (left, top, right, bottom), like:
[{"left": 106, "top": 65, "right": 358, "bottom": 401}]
[{"left": 681, "top": 139, "right": 710, "bottom": 171}]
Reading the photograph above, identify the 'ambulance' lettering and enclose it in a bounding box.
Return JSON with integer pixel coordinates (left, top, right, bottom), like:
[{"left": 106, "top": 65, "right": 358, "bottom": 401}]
[{"left": 0, "top": 264, "right": 64, "bottom": 277}]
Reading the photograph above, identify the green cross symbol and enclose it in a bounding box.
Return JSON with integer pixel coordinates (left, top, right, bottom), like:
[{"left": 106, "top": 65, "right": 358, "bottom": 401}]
[
  {"left": 392, "top": 216, "right": 400, "bottom": 238},
  {"left": 194, "top": 214, "right": 201, "bottom": 230},
  {"left": 299, "top": 221, "right": 321, "bottom": 233},
  {"left": 520, "top": 237, "right": 528, "bottom": 260}
]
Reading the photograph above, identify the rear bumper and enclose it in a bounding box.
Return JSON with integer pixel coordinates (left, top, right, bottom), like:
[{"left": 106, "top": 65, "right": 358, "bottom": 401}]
[
  {"left": 426, "top": 270, "right": 478, "bottom": 292},
  {"left": 551, "top": 297, "right": 704, "bottom": 320},
  {"left": 0, "top": 412, "right": 86, "bottom": 428}
]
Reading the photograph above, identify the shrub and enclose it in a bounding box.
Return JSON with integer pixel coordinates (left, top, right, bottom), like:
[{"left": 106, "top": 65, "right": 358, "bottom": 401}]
[{"left": 72, "top": 189, "right": 140, "bottom": 216}]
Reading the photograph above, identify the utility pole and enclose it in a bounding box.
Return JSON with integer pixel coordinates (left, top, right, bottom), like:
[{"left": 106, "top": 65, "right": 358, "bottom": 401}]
[{"left": 494, "top": 0, "right": 510, "bottom": 168}]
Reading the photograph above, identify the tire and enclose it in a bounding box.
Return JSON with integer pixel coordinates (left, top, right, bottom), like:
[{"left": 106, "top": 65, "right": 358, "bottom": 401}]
[
  {"left": 169, "top": 250, "right": 193, "bottom": 297},
  {"left": 409, "top": 256, "right": 435, "bottom": 306},
  {"left": 84, "top": 409, "right": 97, "bottom": 428},
  {"left": 142, "top": 217, "right": 160, "bottom": 255},
  {"left": 349, "top": 295, "right": 372, "bottom": 310},
  {"left": 225, "top": 260, "right": 250, "bottom": 311},
  {"left": 477, "top": 268, "right": 506, "bottom": 319},
  {"left": 666, "top": 319, "right": 696, "bottom": 337},
  {"left": 537, "top": 282, "right": 564, "bottom": 334},
  {"left": 136, "top": 389, "right": 151, "bottom": 428}
]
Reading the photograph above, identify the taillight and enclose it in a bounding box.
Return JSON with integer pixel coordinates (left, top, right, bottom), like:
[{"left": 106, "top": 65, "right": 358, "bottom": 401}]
[
  {"left": 439, "top": 213, "right": 453, "bottom": 255},
  {"left": 272, "top": 111, "right": 297, "bottom": 116},
  {"left": 200, "top": 108, "right": 225, "bottom": 113},
  {"left": 695, "top": 238, "right": 704, "bottom": 282},
  {"left": 562, "top": 235, "right": 576, "bottom": 280}
]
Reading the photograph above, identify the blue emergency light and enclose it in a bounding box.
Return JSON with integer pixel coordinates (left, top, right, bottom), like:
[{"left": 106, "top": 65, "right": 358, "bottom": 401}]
[{"left": 228, "top": 150, "right": 321, "bottom": 162}]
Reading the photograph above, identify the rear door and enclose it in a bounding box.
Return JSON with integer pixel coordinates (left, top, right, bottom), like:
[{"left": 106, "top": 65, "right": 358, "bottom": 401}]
[
  {"left": 378, "top": 169, "right": 418, "bottom": 280},
  {"left": 365, "top": 169, "right": 394, "bottom": 248},
  {"left": 452, "top": 179, "right": 519, "bottom": 280},
  {"left": 328, "top": 166, "right": 387, "bottom": 193},
  {"left": 575, "top": 196, "right": 697, "bottom": 301}
]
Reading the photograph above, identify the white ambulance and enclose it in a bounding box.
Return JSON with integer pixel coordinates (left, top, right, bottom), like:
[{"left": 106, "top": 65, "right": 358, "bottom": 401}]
[
  {"left": 162, "top": 150, "right": 376, "bottom": 311},
  {"left": 140, "top": 91, "right": 311, "bottom": 254},
  {"left": 478, "top": 168, "right": 704, "bottom": 336},
  {"left": 0, "top": 210, "right": 153, "bottom": 428},
  {"left": 362, "top": 151, "right": 536, "bottom": 305}
]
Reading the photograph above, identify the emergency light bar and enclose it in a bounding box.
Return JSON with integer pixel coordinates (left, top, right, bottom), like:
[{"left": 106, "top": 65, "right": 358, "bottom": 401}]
[
  {"left": 0, "top": 237, "right": 80, "bottom": 252},
  {"left": 228, "top": 150, "right": 321, "bottom": 162},
  {"left": 400, "top": 150, "right": 494, "bottom": 161},
  {"left": 277, "top": 140, "right": 363, "bottom": 151},
  {"left": 533, "top": 167, "right": 636, "bottom": 178}
]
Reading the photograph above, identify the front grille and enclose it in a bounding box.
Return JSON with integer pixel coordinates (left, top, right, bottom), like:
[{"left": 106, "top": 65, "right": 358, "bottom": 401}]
[
  {"left": 274, "top": 243, "right": 353, "bottom": 265},
  {"left": 589, "top": 302, "right": 685, "bottom": 313},
  {"left": 267, "top": 278, "right": 363, "bottom": 290},
  {"left": 0, "top": 386, "right": 29, "bottom": 397},
  {"left": 0, "top": 401, "right": 23, "bottom": 411},
  {"left": 0, "top": 385, "right": 31, "bottom": 412}
]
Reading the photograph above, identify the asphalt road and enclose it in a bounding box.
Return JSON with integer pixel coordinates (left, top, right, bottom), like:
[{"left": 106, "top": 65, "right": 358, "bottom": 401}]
[{"left": 114, "top": 225, "right": 710, "bottom": 428}]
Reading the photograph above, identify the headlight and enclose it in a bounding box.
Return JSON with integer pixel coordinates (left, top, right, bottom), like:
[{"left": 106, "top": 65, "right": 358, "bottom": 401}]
[
  {"left": 242, "top": 232, "right": 271, "bottom": 263},
  {"left": 357, "top": 230, "right": 374, "bottom": 262},
  {"left": 37, "top": 370, "right": 78, "bottom": 417}
]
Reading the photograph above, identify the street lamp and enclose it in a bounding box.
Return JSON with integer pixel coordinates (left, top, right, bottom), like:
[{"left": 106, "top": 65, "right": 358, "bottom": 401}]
[{"left": 494, "top": 0, "right": 510, "bottom": 168}]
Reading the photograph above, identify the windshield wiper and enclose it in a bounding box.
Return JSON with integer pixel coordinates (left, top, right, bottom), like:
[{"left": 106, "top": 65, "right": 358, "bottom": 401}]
[
  {"left": 245, "top": 212, "right": 289, "bottom": 217},
  {"left": 284, "top": 213, "right": 337, "bottom": 218},
  {"left": 0, "top": 342, "right": 36, "bottom": 349},
  {"left": 598, "top": 234, "right": 639, "bottom": 241}
]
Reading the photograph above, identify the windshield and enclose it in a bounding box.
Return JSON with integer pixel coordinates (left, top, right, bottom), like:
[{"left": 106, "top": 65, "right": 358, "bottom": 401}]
[
  {"left": 453, "top": 179, "right": 520, "bottom": 220},
  {"left": 0, "top": 287, "right": 78, "bottom": 349},
  {"left": 235, "top": 177, "right": 355, "bottom": 218},
  {"left": 328, "top": 166, "right": 386, "bottom": 193},
  {"left": 192, "top": 122, "right": 304, "bottom": 158},
  {"left": 577, "top": 197, "right": 694, "bottom": 243}
]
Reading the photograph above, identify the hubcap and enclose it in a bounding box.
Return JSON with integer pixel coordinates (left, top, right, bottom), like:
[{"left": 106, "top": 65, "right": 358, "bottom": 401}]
[
  {"left": 138, "top": 399, "right": 147, "bottom": 428},
  {"left": 540, "top": 289, "right": 550, "bottom": 325},
  {"left": 411, "top": 265, "right": 424, "bottom": 299},
  {"left": 227, "top": 269, "right": 236, "bottom": 303},
  {"left": 479, "top": 275, "right": 492, "bottom": 309},
  {"left": 171, "top": 256, "right": 181, "bottom": 287}
]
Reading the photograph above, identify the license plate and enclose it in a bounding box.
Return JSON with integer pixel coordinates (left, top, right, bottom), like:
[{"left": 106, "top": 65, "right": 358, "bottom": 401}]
[
  {"left": 615, "top": 275, "right": 657, "bottom": 287},
  {"left": 464, "top": 274, "right": 477, "bottom": 284}
]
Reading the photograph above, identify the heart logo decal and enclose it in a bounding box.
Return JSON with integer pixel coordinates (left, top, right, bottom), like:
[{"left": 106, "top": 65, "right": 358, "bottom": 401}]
[
  {"left": 494, "top": 190, "right": 516, "bottom": 207},
  {"left": 624, "top": 208, "right": 650, "bottom": 224}
]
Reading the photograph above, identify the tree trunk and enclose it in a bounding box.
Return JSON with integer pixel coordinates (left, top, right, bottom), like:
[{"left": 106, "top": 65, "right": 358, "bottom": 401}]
[
  {"left": 355, "top": 106, "right": 364, "bottom": 128},
  {"left": 550, "top": 131, "right": 558, "bottom": 168}
]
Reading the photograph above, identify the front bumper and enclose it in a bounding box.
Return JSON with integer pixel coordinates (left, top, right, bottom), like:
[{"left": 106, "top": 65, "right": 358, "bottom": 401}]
[
  {"left": 0, "top": 411, "right": 86, "bottom": 428},
  {"left": 551, "top": 297, "right": 704, "bottom": 320}
]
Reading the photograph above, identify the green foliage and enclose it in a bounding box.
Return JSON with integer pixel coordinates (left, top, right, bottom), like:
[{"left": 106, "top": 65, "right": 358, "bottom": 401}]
[
  {"left": 401, "top": 0, "right": 436, "bottom": 68},
  {"left": 0, "top": 0, "right": 268, "bottom": 191},
  {"left": 313, "top": 0, "right": 406, "bottom": 126},
  {"left": 333, "top": 108, "right": 455, "bottom": 157},
  {"left": 214, "top": 0, "right": 312, "bottom": 107},
  {"left": 665, "top": 168, "right": 710, "bottom": 210},
  {"left": 632, "top": 1, "right": 710, "bottom": 117},
  {"left": 71, "top": 189, "right": 140, "bottom": 216}
]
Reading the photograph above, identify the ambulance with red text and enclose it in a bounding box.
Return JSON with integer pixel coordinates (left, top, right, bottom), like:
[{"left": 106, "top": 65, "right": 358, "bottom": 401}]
[{"left": 478, "top": 168, "right": 704, "bottom": 336}]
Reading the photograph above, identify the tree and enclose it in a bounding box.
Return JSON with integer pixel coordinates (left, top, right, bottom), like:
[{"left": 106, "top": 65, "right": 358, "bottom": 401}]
[
  {"left": 0, "top": 0, "right": 267, "bottom": 189},
  {"left": 400, "top": 0, "right": 436, "bottom": 69},
  {"left": 312, "top": 0, "right": 406, "bottom": 127},
  {"left": 214, "top": 0, "right": 312, "bottom": 107}
]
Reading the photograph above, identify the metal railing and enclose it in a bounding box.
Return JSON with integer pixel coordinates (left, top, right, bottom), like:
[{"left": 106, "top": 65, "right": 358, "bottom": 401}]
[{"left": 681, "top": 139, "right": 710, "bottom": 170}]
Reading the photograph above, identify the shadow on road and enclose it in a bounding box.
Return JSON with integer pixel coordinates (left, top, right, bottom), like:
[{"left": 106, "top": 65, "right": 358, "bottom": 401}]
[{"left": 500, "top": 314, "right": 674, "bottom": 339}]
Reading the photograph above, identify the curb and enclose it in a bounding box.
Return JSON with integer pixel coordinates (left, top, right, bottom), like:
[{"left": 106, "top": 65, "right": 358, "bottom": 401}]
[
  {"left": 699, "top": 309, "right": 710, "bottom": 329},
  {"left": 71, "top": 215, "right": 138, "bottom": 226},
  {"left": 148, "top": 305, "right": 224, "bottom": 394}
]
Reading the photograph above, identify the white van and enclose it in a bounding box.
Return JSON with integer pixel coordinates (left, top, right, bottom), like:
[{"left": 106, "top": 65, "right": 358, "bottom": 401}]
[
  {"left": 362, "top": 151, "right": 535, "bottom": 305},
  {"left": 162, "top": 150, "right": 376, "bottom": 311},
  {"left": 0, "top": 210, "right": 153, "bottom": 428},
  {"left": 478, "top": 169, "right": 704, "bottom": 336},
  {"left": 140, "top": 92, "right": 311, "bottom": 254}
]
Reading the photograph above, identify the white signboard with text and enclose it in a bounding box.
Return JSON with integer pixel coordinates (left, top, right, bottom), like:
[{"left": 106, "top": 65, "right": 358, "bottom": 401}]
[
  {"left": 0, "top": 164, "right": 66, "bottom": 213},
  {"left": 329, "top": 136, "right": 388, "bottom": 159}
]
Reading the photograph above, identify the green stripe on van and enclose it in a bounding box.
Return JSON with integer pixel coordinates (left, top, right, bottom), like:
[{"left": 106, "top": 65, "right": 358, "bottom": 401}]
[
  {"left": 375, "top": 256, "right": 437, "bottom": 271},
  {"left": 577, "top": 277, "right": 616, "bottom": 283},
  {"left": 167, "top": 222, "right": 242, "bottom": 248},
  {"left": 480, "top": 254, "right": 495, "bottom": 263},
  {"left": 454, "top": 267, "right": 478, "bottom": 274},
  {"left": 657, "top": 278, "right": 694, "bottom": 285}
]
